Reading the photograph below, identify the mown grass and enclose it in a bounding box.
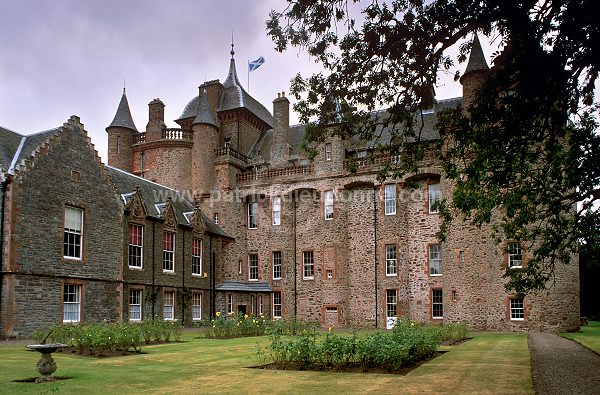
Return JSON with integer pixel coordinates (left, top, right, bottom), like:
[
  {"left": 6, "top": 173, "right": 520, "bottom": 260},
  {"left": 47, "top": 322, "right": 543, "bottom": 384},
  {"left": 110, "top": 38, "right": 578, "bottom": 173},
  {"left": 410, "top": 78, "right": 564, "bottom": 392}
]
[
  {"left": 561, "top": 321, "right": 600, "bottom": 354},
  {"left": 0, "top": 331, "right": 533, "bottom": 394}
]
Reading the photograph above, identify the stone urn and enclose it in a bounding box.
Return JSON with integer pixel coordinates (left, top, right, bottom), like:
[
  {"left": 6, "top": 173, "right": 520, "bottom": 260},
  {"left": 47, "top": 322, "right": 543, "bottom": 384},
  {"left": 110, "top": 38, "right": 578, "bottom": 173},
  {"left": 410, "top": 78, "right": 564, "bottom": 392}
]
[{"left": 26, "top": 344, "right": 67, "bottom": 383}]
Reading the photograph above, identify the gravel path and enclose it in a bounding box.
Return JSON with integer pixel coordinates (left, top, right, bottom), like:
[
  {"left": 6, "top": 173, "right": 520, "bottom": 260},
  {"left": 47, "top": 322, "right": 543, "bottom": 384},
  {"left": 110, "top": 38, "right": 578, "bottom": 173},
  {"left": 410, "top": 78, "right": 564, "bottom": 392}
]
[{"left": 529, "top": 333, "right": 600, "bottom": 395}]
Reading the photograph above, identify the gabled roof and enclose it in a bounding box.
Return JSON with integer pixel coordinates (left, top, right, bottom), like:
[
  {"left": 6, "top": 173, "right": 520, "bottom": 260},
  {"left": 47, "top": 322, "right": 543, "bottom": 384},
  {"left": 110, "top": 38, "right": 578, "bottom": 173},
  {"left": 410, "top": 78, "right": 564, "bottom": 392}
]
[
  {"left": 0, "top": 126, "right": 62, "bottom": 175},
  {"left": 107, "top": 90, "right": 138, "bottom": 132},
  {"left": 461, "top": 34, "right": 489, "bottom": 83},
  {"left": 218, "top": 57, "right": 273, "bottom": 128},
  {"left": 106, "top": 165, "right": 232, "bottom": 239}
]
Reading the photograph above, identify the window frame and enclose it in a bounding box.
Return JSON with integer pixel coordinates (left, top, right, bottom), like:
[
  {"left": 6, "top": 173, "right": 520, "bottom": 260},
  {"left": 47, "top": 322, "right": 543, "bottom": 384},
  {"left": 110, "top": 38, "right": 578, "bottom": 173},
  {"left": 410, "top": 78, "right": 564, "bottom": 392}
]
[
  {"left": 128, "top": 223, "right": 144, "bottom": 269},
  {"left": 129, "top": 288, "right": 143, "bottom": 321},
  {"left": 272, "top": 251, "right": 282, "bottom": 280},
  {"left": 63, "top": 206, "right": 84, "bottom": 260},
  {"left": 386, "top": 289, "right": 397, "bottom": 319},
  {"left": 384, "top": 184, "right": 396, "bottom": 216},
  {"left": 258, "top": 295, "right": 263, "bottom": 316},
  {"left": 508, "top": 242, "right": 523, "bottom": 268},
  {"left": 227, "top": 293, "right": 234, "bottom": 315},
  {"left": 272, "top": 196, "right": 281, "bottom": 226},
  {"left": 428, "top": 183, "right": 442, "bottom": 214},
  {"left": 324, "top": 190, "right": 334, "bottom": 220},
  {"left": 163, "top": 291, "right": 175, "bottom": 321},
  {"left": 428, "top": 243, "right": 443, "bottom": 276},
  {"left": 192, "top": 292, "right": 202, "bottom": 321},
  {"left": 303, "top": 251, "right": 315, "bottom": 280},
  {"left": 63, "top": 283, "right": 82, "bottom": 323},
  {"left": 162, "top": 232, "right": 175, "bottom": 273},
  {"left": 191, "top": 237, "right": 203, "bottom": 276},
  {"left": 385, "top": 244, "right": 397, "bottom": 276},
  {"left": 510, "top": 298, "right": 525, "bottom": 321},
  {"left": 247, "top": 202, "right": 258, "bottom": 229},
  {"left": 272, "top": 291, "right": 282, "bottom": 318},
  {"left": 432, "top": 289, "right": 443, "bottom": 319},
  {"left": 325, "top": 142, "right": 332, "bottom": 161},
  {"left": 248, "top": 254, "right": 259, "bottom": 281}
]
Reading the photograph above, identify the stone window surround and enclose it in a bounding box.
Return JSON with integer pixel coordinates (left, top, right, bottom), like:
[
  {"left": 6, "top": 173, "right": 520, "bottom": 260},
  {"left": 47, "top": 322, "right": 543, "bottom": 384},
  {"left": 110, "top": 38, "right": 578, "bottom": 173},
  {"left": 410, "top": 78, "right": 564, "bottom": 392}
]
[
  {"left": 63, "top": 204, "right": 86, "bottom": 262},
  {"left": 427, "top": 179, "right": 442, "bottom": 214},
  {"left": 271, "top": 196, "right": 282, "bottom": 226},
  {"left": 272, "top": 289, "right": 283, "bottom": 318},
  {"left": 431, "top": 288, "right": 443, "bottom": 320},
  {"left": 191, "top": 237, "right": 203, "bottom": 276},
  {"left": 505, "top": 241, "right": 525, "bottom": 269},
  {"left": 62, "top": 280, "right": 83, "bottom": 323},
  {"left": 382, "top": 241, "right": 398, "bottom": 277},
  {"left": 385, "top": 289, "right": 398, "bottom": 320},
  {"left": 324, "top": 142, "right": 332, "bottom": 161},
  {"left": 128, "top": 223, "right": 144, "bottom": 269},
  {"left": 163, "top": 289, "right": 176, "bottom": 321},
  {"left": 383, "top": 183, "right": 397, "bottom": 216},
  {"left": 507, "top": 296, "right": 526, "bottom": 321},
  {"left": 128, "top": 287, "right": 143, "bottom": 321},
  {"left": 248, "top": 253, "right": 259, "bottom": 281},
  {"left": 162, "top": 231, "right": 176, "bottom": 273},
  {"left": 272, "top": 250, "right": 283, "bottom": 280},
  {"left": 303, "top": 250, "right": 315, "bottom": 280},
  {"left": 323, "top": 190, "right": 335, "bottom": 221},
  {"left": 192, "top": 291, "right": 202, "bottom": 321}
]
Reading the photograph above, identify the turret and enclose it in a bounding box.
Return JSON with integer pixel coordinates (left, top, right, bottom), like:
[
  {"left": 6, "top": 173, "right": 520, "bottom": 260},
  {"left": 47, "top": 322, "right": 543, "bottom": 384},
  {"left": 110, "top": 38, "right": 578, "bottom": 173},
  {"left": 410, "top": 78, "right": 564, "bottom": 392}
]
[
  {"left": 191, "top": 88, "right": 218, "bottom": 197},
  {"left": 106, "top": 89, "right": 138, "bottom": 172},
  {"left": 271, "top": 92, "right": 290, "bottom": 167},
  {"left": 460, "top": 34, "right": 490, "bottom": 110}
]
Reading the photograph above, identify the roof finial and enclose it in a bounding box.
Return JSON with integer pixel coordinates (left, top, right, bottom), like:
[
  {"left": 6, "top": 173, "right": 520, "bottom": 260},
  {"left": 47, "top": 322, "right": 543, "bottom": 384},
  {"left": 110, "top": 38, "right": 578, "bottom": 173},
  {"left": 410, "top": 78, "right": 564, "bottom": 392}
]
[
  {"left": 123, "top": 76, "right": 126, "bottom": 94},
  {"left": 230, "top": 31, "right": 235, "bottom": 59}
]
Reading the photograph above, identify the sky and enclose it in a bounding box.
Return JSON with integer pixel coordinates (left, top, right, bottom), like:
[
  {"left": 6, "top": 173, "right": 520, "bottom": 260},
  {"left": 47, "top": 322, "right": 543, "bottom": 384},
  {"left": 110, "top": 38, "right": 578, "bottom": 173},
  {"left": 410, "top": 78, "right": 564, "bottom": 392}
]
[{"left": 0, "top": 0, "right": 495, "bottom": 162}]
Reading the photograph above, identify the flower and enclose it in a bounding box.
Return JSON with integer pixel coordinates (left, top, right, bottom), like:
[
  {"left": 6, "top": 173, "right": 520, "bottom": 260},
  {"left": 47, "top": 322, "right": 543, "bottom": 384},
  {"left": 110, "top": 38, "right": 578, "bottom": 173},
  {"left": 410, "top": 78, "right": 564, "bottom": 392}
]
[
  {"left": 203, "top": 272, "right": 207, "bottom": 278},
  {"left": 328, "top": 327, "right": 333, "bottom": 332},
  {"left": 244, "top": 314, "right": 249, "bottom": 319},
  {"left": 216, "top": 312, "right": 221, "bottom": 317}
]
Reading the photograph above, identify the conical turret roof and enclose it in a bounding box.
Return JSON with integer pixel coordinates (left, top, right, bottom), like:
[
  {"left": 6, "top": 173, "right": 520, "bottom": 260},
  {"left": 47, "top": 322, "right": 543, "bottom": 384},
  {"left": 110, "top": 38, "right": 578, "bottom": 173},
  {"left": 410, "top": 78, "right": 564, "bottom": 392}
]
[
  {"left": 460, "top": 34, "right": 489, "bottom": 83},
  {"left": 193, "top": 88, "right": 217, "bottom": 127},
  {"left": 107, "top": 89, "right": 138, "bottom": 132}
]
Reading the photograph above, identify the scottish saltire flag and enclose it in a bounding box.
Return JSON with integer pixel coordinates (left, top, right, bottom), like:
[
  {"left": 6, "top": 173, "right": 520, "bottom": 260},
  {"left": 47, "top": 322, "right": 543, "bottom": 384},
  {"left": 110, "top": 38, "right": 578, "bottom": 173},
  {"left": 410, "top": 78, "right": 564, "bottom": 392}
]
[{"left": 248, "top": 56, "right": 265, "bottom": 72}]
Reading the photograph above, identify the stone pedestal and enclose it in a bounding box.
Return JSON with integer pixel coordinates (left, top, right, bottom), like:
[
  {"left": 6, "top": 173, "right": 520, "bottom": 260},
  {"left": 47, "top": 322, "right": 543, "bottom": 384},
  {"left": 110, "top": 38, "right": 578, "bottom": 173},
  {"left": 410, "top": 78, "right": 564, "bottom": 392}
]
[{"left": 27, "top": 344, "right": 67, "bottom": 383}]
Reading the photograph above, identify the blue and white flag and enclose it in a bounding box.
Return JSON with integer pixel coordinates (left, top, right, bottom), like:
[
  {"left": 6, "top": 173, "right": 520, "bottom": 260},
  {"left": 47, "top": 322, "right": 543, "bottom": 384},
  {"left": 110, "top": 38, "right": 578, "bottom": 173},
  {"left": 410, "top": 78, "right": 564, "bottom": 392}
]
[{"left": 248, "top": 56, "right": 265, "bottom": 72}]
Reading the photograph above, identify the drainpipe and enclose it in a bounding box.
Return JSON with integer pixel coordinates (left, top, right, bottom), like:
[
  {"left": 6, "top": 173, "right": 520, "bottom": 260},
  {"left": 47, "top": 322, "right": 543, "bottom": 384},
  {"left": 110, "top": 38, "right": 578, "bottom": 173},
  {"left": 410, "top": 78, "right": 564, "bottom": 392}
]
[
  {"left": 152, "top": 221, "right": 156, "bottom": 319},
  {"left": 373, "top": 186, "right": 378, "bottom": 329},
  {"left": 140, "top": 151, "right": 145, "bottom": 178},
  {"left": 293, "top": 192, "right": 298, "bottom": 317},
  {"left": 181, "top": 228, "right": 185, "bottom": 325},
  {"left": 210, "top": 236, "right": 215, "bottom": 318}
]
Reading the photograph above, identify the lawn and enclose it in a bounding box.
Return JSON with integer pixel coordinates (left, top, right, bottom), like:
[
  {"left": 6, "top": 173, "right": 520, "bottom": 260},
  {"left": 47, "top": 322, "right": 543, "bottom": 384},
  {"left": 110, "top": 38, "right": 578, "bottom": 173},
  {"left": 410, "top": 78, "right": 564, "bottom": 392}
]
[
  {"left": 0, "top": 331, "right": 533, "bottom": 394},
  {"left": 561, "top": 321, "right": 600, "bottom": 354}
]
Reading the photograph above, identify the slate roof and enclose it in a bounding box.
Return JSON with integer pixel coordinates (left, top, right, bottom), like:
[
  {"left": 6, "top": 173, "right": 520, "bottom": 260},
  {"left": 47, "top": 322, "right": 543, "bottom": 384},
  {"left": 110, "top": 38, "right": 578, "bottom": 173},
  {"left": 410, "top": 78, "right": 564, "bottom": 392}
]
[
  {"left": 218, "top": 58, "right": 273, "bottom": 129},
  {"left": 215, "top": 281, "right": 272, "bottom": 293},
  {"left": 0, "top": 126, "right": 61, "bottom": 175},
  {"left": 248, "top": 97, "right": 463, "bottom": 163},
  {"left": 107, "top": 90, "right": 138, "bottom": 132},
  {"left": 178, "top": 95, "right": 200, "bottom": 121},
  {"left": 105, "top": 165, "right": 232, "bottom": 239},
  {"left": 461, "top": 34, "right": 489, "bottom": 82},
  {"left": 193, "top": 88, "right": 217, "bottom": 127}
]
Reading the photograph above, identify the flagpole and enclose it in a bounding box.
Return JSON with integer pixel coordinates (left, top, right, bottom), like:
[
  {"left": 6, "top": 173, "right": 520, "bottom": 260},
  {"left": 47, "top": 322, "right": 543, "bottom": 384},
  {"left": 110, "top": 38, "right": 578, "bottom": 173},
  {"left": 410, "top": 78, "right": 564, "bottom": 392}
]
[{"left": 247, "top": 60, "right": 250, "bottom": 92}]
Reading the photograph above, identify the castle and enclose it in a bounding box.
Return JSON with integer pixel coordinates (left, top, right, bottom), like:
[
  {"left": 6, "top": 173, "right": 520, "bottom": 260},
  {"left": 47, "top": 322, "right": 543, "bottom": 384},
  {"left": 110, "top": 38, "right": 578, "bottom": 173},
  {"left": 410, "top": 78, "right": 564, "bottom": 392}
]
[{"left": 0, "top": 38, "right": 579, "bottom": 338}]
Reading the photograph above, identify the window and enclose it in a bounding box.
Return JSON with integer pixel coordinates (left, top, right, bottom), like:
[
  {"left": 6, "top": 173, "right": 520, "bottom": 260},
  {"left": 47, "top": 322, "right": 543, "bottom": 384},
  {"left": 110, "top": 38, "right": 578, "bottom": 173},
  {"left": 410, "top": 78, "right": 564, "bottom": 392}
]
[
  {"left": 64, "top": 206, "right": 83, "bottom": 259},
  {"left": 258, "top": 295, "right": 263, "bottom": 316},
  {"left": 458, "top": 250, "right": 465, "bottom": 263},
  {"left": 272, "top": 197, "right": 281, "bottom": 226},
  {"left": 251, "top": 295, "right": 255, "bottom": 315},
  {"left": 63, "top": 284, "right": 81, "bottom": 322},
  {"left": 384, "top": 184, "right": 396, "bottom": 215},
  {"left": 213, "top": 212, "right": 219, "bottom": 224},
  {"left": 432, "top": 289, "right": 443, "bottom": 319},
  {"left": 128, "top": 224, "right": 143, "bottom": 268},
  {"left": 247, "top": 202, "right": 258, "bottom": 229},
  {"left": 248, "top": 254, "right": 258, "bottom": 281},
  {"left": 428, "top": 183, "right": 441, "bottom": 213},
  {"left": 510, "top": 298, "right": 524, "bottom": 320},
  {"left": 303, "top": 251, "right": 314, "bottom": 279},
  {"left": 163, "top": 232, "right": 175, "bottom": 272},
  {"left": 273, "top": 251, "right": 282, "bottom": 280},
  {"left": 163, "top": 291, "right": 175, "bottom": 320},
  {"left": 273, "top": 291, "right": 282, "bottom": 318},
  {"left": 508, "top": 242, "right": 522, "bottom": 268},
  {"left": 357, "top": 150, "right": 367, "bottom": 158},
  {"left": 116, "top": 136, "right": 121, "bottom": 153},
  {"left": 324, "top": 190, "right": 334, "bottom": 220},
  {"left": 227, "top": 293, "right": 233, "bottom": 315},
  {"left": 429, "top": 244, "right": 442, "bottom": 275},
  {"left": 386, "top": 244, "right": 397, "bottom": 276},
  {"left": 129, "top": 289, "right": 142, "bottom": 321},
  {"left": 386, "top": 289, "right": 397, "bottom": 318},
  {"left": 192, "top": 292, "right": 202, "bottom": 321},
  {"left": 192, "top": 238, "right": 202, "bottom": 276},
  {"left": 325, "top": 143, "right": 332, "bottom": 161}
]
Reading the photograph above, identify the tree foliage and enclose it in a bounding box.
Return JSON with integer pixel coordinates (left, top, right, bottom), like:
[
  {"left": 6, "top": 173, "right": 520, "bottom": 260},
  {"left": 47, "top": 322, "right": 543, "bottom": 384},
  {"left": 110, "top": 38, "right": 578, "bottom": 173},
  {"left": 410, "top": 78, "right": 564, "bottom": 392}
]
[{"left": 267, "top": 0, "right": 599, "bottom": 294}]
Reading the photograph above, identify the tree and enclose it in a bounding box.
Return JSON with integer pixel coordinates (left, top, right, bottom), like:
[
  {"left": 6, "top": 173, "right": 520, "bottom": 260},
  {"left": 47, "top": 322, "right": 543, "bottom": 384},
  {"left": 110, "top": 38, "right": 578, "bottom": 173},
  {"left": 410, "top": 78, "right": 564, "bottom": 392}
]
[{"left": 267, "top": 0, "right": 599, "bottom": 295}]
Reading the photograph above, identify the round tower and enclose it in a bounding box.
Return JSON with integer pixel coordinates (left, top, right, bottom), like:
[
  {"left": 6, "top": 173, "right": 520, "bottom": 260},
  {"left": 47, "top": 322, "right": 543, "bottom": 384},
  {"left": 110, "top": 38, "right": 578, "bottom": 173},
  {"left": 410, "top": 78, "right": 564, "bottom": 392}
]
[
  {"left": 191, "top": 87, "right": 219, "bottom": 197},
  {"left": 460, "top": 34, "right": 490, "bottom": 111},
  {"left": 106, "top": 89, "right": 138, "bottom": 172}
]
